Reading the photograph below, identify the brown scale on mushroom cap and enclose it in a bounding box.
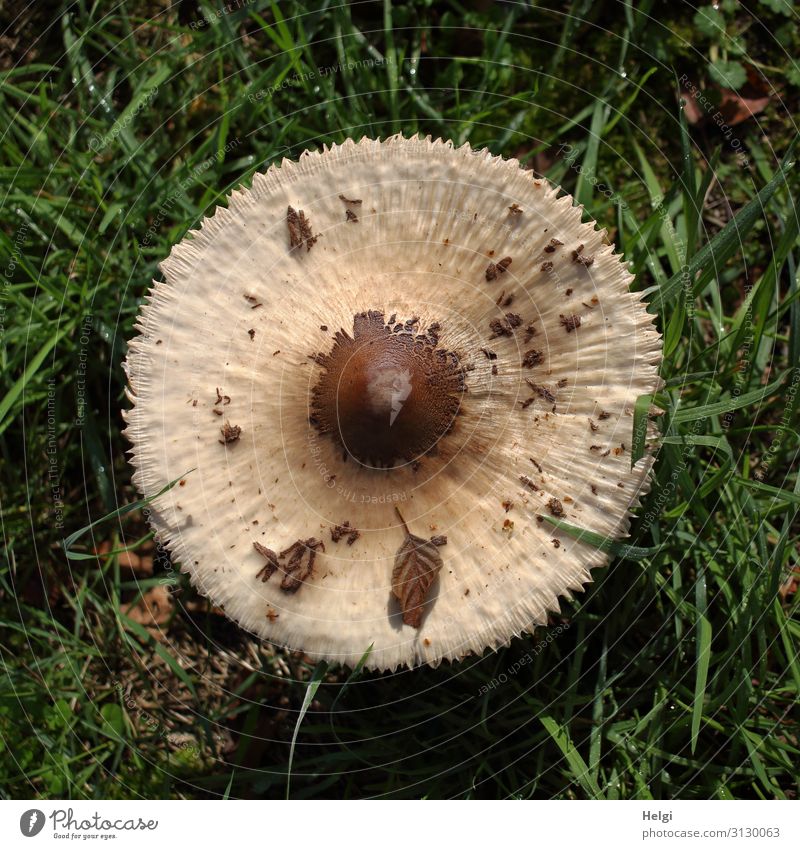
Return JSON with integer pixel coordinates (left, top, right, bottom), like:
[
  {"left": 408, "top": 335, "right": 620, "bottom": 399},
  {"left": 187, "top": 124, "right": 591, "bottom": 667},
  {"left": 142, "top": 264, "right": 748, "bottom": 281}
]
[{"left": 309, "top": 310, "right": 466, "bottom": 467}]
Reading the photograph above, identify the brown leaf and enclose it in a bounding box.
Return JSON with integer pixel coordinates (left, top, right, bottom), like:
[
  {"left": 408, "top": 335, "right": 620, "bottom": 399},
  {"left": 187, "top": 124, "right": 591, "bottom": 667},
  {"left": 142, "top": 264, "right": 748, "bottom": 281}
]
[
  {"left": 779, "top": 565, "right": 800, "bottom": 602},
  {"left": 391, "top": 509, "right": 444, "bottom": 628},
  {"left": 119, "top": 546, "right": 140, "bottom": 567},
  {"left": 681, "top": 89, "right": 706, "bottom": 125},
  {"left": 682, "top": 68, "right": 771, "bottom": 128},
  {"left": 116, "top": 550, "right": 154, "bottom": 576},
  {"left": 122, "top": 585, "right": 174, "bottom": 629},
  {"left": 717, "top": 85, "right": 771, "bottom": 126}
]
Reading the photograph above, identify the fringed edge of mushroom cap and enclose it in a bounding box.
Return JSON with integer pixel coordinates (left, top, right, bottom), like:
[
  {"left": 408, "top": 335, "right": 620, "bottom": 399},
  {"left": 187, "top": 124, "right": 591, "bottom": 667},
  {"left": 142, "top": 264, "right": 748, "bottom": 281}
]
[{"left": 122, "top": 133, "right": 663, "bottom": 672}]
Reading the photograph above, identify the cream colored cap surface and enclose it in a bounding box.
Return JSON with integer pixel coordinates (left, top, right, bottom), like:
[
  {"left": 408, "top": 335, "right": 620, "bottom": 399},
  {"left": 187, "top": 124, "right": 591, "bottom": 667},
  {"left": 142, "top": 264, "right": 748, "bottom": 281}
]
[{"left": 123, "top": 135, "right": 662, "bottom": 671}]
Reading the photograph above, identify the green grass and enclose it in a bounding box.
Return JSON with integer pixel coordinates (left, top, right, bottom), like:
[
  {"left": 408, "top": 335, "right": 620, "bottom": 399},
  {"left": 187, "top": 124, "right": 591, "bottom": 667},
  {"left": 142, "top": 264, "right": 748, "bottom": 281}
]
[{"left": 1, "top": 0, "right": 799, "bottom": 799}]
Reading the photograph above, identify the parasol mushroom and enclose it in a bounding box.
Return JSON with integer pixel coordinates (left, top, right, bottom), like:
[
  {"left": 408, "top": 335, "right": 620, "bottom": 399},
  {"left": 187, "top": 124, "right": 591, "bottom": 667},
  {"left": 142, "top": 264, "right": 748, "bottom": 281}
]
[{"left": 123, "top": 135, "right": 662, "bottom": 671}]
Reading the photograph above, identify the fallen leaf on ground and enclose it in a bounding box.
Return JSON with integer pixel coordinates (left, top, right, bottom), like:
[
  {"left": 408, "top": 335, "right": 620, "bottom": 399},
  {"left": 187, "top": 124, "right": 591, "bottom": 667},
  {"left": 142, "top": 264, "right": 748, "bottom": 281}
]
[
  {"left": 122, "top": 585, "right": 174, "bottom": 629},
  {"left": 683, "top": 67, "right": 771, "bottom": 128}
]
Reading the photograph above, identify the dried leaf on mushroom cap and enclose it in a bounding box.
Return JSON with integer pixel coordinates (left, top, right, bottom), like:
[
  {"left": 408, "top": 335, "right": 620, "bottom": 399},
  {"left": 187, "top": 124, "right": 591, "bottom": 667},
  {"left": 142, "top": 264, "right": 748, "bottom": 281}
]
[{"left": 122, "top": 135, "right": 662, "bottom": 671}]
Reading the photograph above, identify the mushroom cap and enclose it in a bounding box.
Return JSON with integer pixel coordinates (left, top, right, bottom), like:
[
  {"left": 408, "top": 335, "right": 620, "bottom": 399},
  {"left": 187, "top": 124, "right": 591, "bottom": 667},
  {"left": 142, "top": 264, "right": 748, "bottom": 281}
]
[{"left": 123, "top": 135, "right": 662, "bottom": 671}]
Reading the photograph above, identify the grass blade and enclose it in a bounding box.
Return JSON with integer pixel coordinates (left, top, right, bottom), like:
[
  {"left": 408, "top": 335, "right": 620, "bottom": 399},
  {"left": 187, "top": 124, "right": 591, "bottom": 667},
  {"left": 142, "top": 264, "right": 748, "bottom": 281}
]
[
  {"left": 62, "top": 472, "right": 191, "bottom": 556},
  {"left": 671, "top": 374, "right": 784, "bottom": 424},
  {"left": 540, "top": 715, "right": 604, "bottom": 799},
  {"left": 330, "top": 644, "right": 374, "bottom": 712},
  {"left": 540, "top": 516, "right": 660, "bottom": 560},
  {"left": 690, "top": 565, "right": 712, "bottom": 754},
  {"left": 119, "top": 615, "right": 197, "bottom": 699},
  {"left": 650, "top": 135, "right": 797, "bottom": 311},
  {"left": 286, "top": 660, "right": 328, "bottom": 799},
  {"left": 0, "top": 323, "right": 73, "bottom": 432},
  {"left": 631, "top": 393, "right": 654, "bottom": 464}
]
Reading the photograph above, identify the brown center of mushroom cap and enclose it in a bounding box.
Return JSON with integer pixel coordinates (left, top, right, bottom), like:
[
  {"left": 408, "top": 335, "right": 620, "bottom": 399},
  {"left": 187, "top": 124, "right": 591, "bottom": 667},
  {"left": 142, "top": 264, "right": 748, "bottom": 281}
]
[{"left": 310, "top": 310, "right": 466, "bottom": 467}]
